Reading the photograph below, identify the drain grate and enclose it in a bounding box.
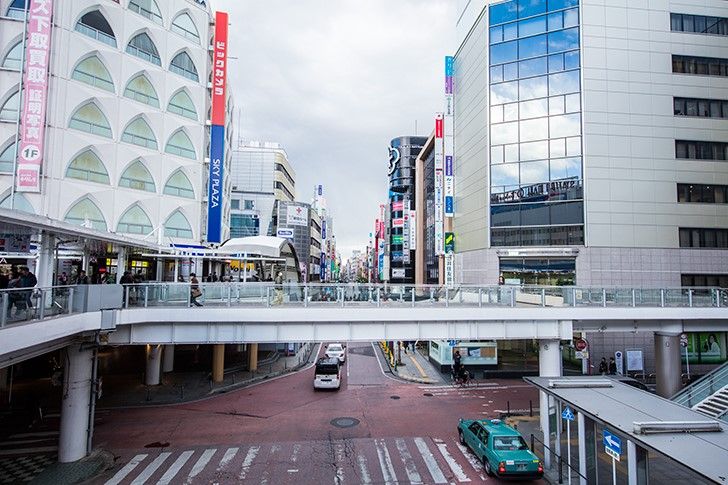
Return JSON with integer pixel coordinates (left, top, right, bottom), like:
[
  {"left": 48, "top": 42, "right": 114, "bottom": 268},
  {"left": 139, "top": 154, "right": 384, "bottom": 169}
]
[
  {"left": 390, "top": 395, "right": 401, "bottom": 400},
  {"left": 423, "top": 393, "right": 433, "bottom": 397},
  {"left": 144, "top": 441, "right": 170, "bottom": 448},
  {"left": 331, "top": 417, "right": 360, "bottom": 428}
]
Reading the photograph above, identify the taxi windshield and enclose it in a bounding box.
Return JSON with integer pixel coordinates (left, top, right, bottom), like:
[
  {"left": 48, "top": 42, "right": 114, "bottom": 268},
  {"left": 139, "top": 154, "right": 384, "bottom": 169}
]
[{"left": 493, "top": 436, "right": 528, "bottom": 451}]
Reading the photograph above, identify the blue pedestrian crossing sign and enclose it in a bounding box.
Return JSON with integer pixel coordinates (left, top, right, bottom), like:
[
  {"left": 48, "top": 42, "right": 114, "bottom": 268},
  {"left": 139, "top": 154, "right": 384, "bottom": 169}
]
[
  {"left": 603, "top": 429, "right": 621, "bottom": 461},
  {"left": 561, "top": 406, "right": 575, "bottom": 421},
  {"left": 448, "top": 340, "right": 458, "bottom": 347}
]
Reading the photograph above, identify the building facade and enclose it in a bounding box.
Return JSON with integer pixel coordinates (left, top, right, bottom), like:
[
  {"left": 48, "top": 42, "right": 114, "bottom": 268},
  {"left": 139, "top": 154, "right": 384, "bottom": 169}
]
[{"left": 270, "top": 200, "right": 321, "bottom": 282}]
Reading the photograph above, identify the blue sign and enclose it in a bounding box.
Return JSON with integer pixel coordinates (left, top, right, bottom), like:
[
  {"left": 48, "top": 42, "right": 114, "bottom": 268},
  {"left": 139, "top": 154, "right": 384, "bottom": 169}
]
[
  {"left": 206, "top": 124, "right": 225, "bottom": 243},
  {"left": 445, "top": 196, "right": 453, "bottom": 214},
  {"left": 321, "top": 220, "right": 327, "bottom": 240},
  {"left": 603, "top": 429, "right": 621, "bottom": 457},
  {"left": 320, "top": 252, "right": 326, "bottom": 280},
  {"left": 318, "top": 184, "right": 323, "bottom": 196},
  {"left": 448, "top": 340, "right": 457, "bottom": 347},
  {"left": 561, "top": 406, "right": 575, "bottom": 421},
  {"left": 445, "top": 156, "right": 453, "bottom": 176},
  {"left": 445, "top": 56, "right": 454, "bottom": 76}
]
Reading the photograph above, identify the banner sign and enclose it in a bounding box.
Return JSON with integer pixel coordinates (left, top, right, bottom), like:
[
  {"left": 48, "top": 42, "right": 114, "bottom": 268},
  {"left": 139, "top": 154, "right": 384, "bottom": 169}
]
[
  {"left": 286, "top": 205, "right": 308, "bottom": 226},
  {"left": 402, "top": 200, "right": 410, "bottom": 264},
  {"left": 445, "top": 56, "right": 454, "bottom": 94},
  {"left": 321, "top": 219, "right": 327, "bottom": 240},
  {"left": 206, "top": 125, "right": 225, "bottom": 242},
  {"left": 276, "top": 227, "right": 294, "bottom": 239},
  {"left": 392, "top": 218, "right": 404, "bottom": 228},
  {"left": 445, "top": 253, "right": 455, "bottom": 288},
  {"left": 16, "top": 0, "right": 55, "bottom": 193},
  {"left": 435, "top": 112, "right": 445, "bottom": 255},
  {"left": 211, "top": 11, "right": 229, "bottom": 126},
  {"left": 320, "top": 252, "right": 326, "bottom": 280},
  {"left": 409, "top": 210, "right": 416, "bottom": 250},
  {"left": 445, "top": 232, "right": 455, "bottom": 254},
  {"left": 392, "top": 200, "right": 404, "bottom": 212}
]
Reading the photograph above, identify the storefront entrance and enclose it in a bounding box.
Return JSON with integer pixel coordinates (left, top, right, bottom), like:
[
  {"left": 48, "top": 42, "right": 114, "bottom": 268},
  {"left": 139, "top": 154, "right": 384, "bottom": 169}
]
[{"left": 499, "top": 257, "right": 576, "bottom": 286}]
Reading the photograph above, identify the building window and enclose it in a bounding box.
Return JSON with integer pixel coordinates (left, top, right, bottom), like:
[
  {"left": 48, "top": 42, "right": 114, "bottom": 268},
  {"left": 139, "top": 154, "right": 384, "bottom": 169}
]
[
  {"left": 0, "top": 89, "right": 20, "bottom": 122},
  {"left": 2, "top": 41, "right": 22, "bottom": 70},
  {"left": 672, "top": 55, "right": 728, "bottom": 77},
  {"left": 682, "top": 274, "right": 728, "bottom": 288},
  {"left": 75, "top": 10, "right": 116, "bottom": 47},
  {"left": 677, "top": 184, "right": 728, "bottom": 204},
  {"left": 676, "top": 140, "right": 728, "bottom": 161},
  {"left": 119, "top": 160, "right": 156, "bottom": 192},
  {"left": 124, "top": 74, "right": 159, "bottom": 107},
  {"left": 275, "top": 181, "right": 294, "bottom": 200},
  {"left": 679, "top": 228, "right": 728, "bottom": 248},
  {"left": 64, "top": 198, "right": 107, "bottom": 231},
  {"left": 122, "top": 117, "right": 157, "bottom": 149},
  {"left": 275, "top": 163, "right": 296, "bottom": 187},
  {"left": 126, "top": 33, "right": 161, "bottom": 66},
  {"left": 117, "top": 204, "right": 153, "bottom": 235},
  {"left": 165, "top": 130, "right": 196, "bottom": 159},
  {"left": 171, "top": 13, "right": 200, "bottom": 43},
  {"left": 163, "top": 170, "right": 195, "bottom": 199},
  {"left": 72, "top": 56, "right": 115, "bottom": 93},
  {"left": 128, "top": 0, "right": 163, "bottom": 25},
  {"left": 230, "top": 214, "right": 260, "bottom": 238},
  {"left": 169, "top": 52, "right": 199, "bottom": 82},
  {"left": 0, "top": 141, "right": 16, "bottom": 172},
  {"left": 230, "top": 199, "right": 240, "bottom": 210},
  {"left": 670, "top": 13, "right": 728, "bottom": 36},
  {"left": 164, "top": 210, "right": 193, "bottom": 239},
  {"left": 244, "top": 200, "right": 255, "bottom": 210},
  {"left": 167, "top": 90, "right": 197, "bottom": 120},
  {"left": 5, "top": 0, "right": 27, "bottom": 19},
  {"left": 674, "top": 97, "right": 728, "bottom": 119},
  {"left": 68, "top": 102, "right": 113, "bottom": 138},
  {"left": 66, "top": 150, "right": 110, "bottom": 184}
]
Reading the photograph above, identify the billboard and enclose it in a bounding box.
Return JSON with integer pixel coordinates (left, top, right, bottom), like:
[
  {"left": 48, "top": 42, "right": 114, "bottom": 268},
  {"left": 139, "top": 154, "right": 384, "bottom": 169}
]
[
  {"left": 276, "top": 227, "right": 294, "bottom": 239},
  {"left": 286, "top": 205, "right": 308, "bottom": 226},
  {"left": 444, "top": 56, "right": 455, "bottom": 218},
  {"left": 16, "top": 0, "right": 55, "bottom": 193},
  {"left": 206, "top": 125, "right": 225, "bottom": 243},
  {"left": 434, "top": 112, "right": 445, "bottom": 255},
  {"left": 409, "top": 210, "right": 417, "bottom": 250},
  {"left": 211, "top": 11, "right": 229, "bottom": 126}
]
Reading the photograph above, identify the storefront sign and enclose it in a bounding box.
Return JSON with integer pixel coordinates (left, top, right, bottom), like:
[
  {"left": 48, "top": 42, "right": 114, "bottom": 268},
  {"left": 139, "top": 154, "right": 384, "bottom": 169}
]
[
  {"left": 445, "top": 253, "right": 455, "bottom": 288},
  {"left": 276, "top": 227, "right": 294, "bottom": 239},
  {"left": 444, "top": 232, "right": 455, "bottom": 254},
  {"left": 409, "top": 210, "right": 416, "bottom": 250},
  {"left": 491, "top": 178, "right": 582, "bottom": 204},
  {"left": 286, "top": 205, "right": 308, "bottom": 226},
  {"left": 211, "top": 11, "right": 229, "bottom": 126},
  {"left": 206, "top": 125, "right": 225, "bottom": 243},
  {"left": 0, "top": 235, "right": 31, "bottom": 253}
]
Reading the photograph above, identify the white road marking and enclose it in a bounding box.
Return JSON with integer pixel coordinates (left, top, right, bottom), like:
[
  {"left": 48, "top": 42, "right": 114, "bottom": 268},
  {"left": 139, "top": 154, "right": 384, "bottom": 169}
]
[
  {"left": 454, "top": 440, "right": 487, "bottom": 482},
  {"left": 436, "top": 443, "right": 470, "bottom": 482},
  {"left": 418, "top": 383, "right": 499, "bottom": 390},
  {"left": 291, "top": 443, "right": 301, "bottom": 463},
  {"left": 105, "top": 454, "right": 148, "bottom": 485},
  {"left": 131, "top": 452, "right": 171, "bottom": 485},
  {"left": 216, "top": 447, "right": 238, "bottom": 471},
  {"left": 186, "top": 448, "right": 215, "bottom": 483},
  {"left": 239, "top": 446, "right": 260, "bottom": 480},
  {"left": 414, "top": 438, "right": 447, "bottom": 484},
  {"left": 156, "top": 450, "right": 194, "bottom": 485},
  {"left": 375, "top": 439, "right": 398, "bottom": 484},
  {"left": 334, "top": 441, "right": 345, "bottom": 484},
  {"left": 261, "top": 445, "right": 278, "bottom": 485},
  {"left": 395, "top": 438, "right": 422, "bottom": 484},
  {"left": 357, "top": 453, "right": 372, "bottom": 484}
]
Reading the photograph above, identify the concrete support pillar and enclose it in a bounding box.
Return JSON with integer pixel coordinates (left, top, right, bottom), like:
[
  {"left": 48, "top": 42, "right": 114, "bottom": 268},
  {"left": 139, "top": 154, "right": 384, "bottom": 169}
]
[
  {"left": 248, "top": 343, "right": 258, "bottom": 372},
  {"left": 155, "top": 258, "right": 164, "bottom": 282},
  {"left": 539, "top": 339, "right": 561, "bottom": 469},
  {"left": 145, "top": 345, "right": 162, "bottom": 386},
  {"left": 59, "top": 344, "right": 94, "bottom": 463},
  {"left": 163, "top": 345, "right": 174, "bottom": 373},
  {"left": 36, "top": 232, "right": 54, "bottom": 288},
  {"left": 654, "top": 332, "right": 682, "bottom": 398},
  {"left": 82, "top": 246, "right": 90, "bottom": 275},
  {"left": 212, "top": 344, "right": 225, "bottom": 383},
  {"left": 115, "top": 247, "right": 127, "bottom": 283}
]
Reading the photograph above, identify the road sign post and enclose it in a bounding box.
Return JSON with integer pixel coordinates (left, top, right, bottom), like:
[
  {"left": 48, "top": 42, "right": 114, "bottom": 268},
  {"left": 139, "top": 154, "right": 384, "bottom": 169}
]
[
  {"left": 680, "top": 333, "right": 690, "bottom": 380},
  {"left": 562, "top": 406, "right": 575, "bottom": 485},
  {"left": 603, "top": 429, "right": 621, "bottom": 485}
]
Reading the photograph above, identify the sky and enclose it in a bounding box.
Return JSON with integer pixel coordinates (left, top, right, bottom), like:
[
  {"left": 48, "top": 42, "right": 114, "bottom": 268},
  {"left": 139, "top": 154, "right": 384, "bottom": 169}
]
[{"left": 212, "top": 0, "right": 456, "bottom": 260}]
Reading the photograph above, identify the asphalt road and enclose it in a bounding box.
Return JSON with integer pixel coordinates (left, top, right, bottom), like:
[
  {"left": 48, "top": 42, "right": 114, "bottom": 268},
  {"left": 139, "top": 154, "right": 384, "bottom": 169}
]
[{"left": 92, "top": 342, "right": 540, "bottom": 484}]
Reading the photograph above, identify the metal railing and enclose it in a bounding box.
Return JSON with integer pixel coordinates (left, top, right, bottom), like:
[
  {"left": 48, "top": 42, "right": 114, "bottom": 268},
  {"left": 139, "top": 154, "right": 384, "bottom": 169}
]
[
  {"left": 0, "top": 286, "right": 75, "bottom": 328},
  {"left": 673, "top": 361, "right": 728, "bottom": 409}
]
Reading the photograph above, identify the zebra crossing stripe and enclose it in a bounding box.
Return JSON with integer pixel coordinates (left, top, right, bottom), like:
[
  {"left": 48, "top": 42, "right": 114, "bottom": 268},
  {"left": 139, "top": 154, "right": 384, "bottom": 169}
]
[
  {"left": 395, "top": 438, "right": 422, "bottom": 484},
  {"left": 216, "top": 447, "right": 239, "bottom": 471},
  {"left": 414, "top": 438, "right": 447, "bottom": 484},
  {"left": 185, "top": 448, "right": 215, "bottom": 483},
  {"left": 357, "top": 453, "right": 372, "bottom": 484},
  {"left": 454, "top": 440, "right": 486, "bottom": 482},
  {"left": 436, "top": 443, "right": 471, "bottom": 483},
  {"left": 130, "top": 452, "right": 171, "bottom": 485},
  {"left": 156, "top": 450, "right": 194, "bottom": 485},
  {"left": 374, "top": 439, "right": 398, "bottom": 484},
  {"left": 238, "top": 446, "right": 260, "bottom": 480},
  {"left": 105, "top": 454, "right": 148, "bottom": 485}
]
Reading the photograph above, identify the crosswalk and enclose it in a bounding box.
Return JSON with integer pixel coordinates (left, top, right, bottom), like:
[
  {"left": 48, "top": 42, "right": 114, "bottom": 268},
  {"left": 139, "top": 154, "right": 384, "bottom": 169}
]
[{"left": 101, "top": 436, "right": 497, "bottom": 484}]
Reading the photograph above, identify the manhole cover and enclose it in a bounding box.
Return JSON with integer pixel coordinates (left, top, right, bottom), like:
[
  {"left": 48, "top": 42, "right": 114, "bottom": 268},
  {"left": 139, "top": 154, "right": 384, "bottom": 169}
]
[
  {"left": 330, "top": 417, "right": 360, "bottom": 428},
  {"left": 423, "top": 393, "right": 433, "bottom": 397},
  {"left": 144, "top": 441, "right": 169, "bottom": 448},
  {"left": 390, "top": 395, "right": 400, "bottom": 400}
]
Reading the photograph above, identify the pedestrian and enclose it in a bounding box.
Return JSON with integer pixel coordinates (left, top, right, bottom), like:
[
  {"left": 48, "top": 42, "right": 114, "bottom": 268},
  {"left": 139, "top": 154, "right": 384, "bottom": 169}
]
[
  {"left": 18, "top": 266, "right": 37, "bottom": 314},
  {"left": 190, "top": 273, "right": 203, "bottom": 307},
  {"left": 6, "top": 269, "right": 19, "bottom": 317},
  {"left": 411, "top": 340, "right": 416, "bottom": 352},
  {"left": 76, "top": 270, "right": 89, "bottom": 285},
  {"left": 609, "top": 357, "right": 617, "bottom": 375},
  {"left": 212, "top": 272, "right": 219, "bottom": 282},
  {"left": 402, "top": 341, "right": 408, "bottom": 354},
  {"left": 498, "top": 273, "right": 505, "bottom": 285},
  {"left": 119, "top": 271, "right": 133, "bottom": 285},
  {"left": 453, "top": 350, "right": 462, "bottom": 374},
  {"left": 57, "top": 272, "right": 68, "bottom": 286},
  {"left": 598, "top": 357, "right": 608, "bottom": 375},
  {"left": 133, "top": 271, "right": 144, "bottom": 284},
  {"left": 99, "top": 273, "right": 108, "bottom": 284},
  {"left": 0, "top": 270, "right": 8, "bottom": 289}
]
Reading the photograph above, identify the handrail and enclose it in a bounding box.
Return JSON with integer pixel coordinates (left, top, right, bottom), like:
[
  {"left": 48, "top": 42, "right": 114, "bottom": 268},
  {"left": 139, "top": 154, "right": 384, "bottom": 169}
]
[
  {"left": 673, "top": 361, "right": 728, "bottom": 408},
  {"left": 530, "top": 433, "right": 588, "bottom": 483}
]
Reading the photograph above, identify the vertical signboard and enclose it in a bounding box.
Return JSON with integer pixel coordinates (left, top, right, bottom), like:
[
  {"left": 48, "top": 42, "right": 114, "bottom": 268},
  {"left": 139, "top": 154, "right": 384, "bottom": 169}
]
[
  {"left": 434, "top": 113, "right": 445, "bottom": 255},
  {"left": 409, "top": 209, "right": 417, "bottom": 250},
  {"left": 206, "top": 11, "right": 229, "bottom": 244},
  {"left": 402, "top": 199, "right": 410, "bottom": 264},
  {"left": 16, "top": 0, "right": 55, "bottom": 193},
  {"left": 444, "top": 56, "right": 455, "bottom": 217}
]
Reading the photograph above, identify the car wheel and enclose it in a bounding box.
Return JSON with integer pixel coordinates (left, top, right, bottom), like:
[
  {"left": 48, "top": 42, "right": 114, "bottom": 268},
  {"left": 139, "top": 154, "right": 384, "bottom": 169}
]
[
  {"left": 458, "top": 430, "right": 465, "bottom": 445},
  {"left": 484, "top": 458, "right": 493, "bottom": 477}
]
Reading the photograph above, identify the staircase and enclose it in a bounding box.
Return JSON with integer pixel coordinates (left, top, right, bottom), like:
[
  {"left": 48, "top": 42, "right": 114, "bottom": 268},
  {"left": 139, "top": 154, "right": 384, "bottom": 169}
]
[{"left": 673, "top": 362, "right": 728, "bottom": 422}]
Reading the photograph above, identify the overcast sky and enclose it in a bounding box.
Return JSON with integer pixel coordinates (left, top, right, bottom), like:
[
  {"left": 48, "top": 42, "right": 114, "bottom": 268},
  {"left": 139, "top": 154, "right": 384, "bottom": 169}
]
[{"left": 212, "top": 0, "right": 456, "bottom": 260}]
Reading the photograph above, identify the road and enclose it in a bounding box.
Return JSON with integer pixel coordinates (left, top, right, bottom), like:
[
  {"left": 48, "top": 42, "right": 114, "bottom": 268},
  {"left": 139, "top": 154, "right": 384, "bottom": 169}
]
[{"left": 92, "top": 342, "right": 540, "bottom": 484}]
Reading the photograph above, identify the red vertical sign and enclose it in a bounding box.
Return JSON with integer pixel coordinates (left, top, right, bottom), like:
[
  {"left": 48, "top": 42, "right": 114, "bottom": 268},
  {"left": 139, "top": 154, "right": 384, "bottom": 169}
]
[
  {"left": 211, "top": 11, "right": 228, "bottom": 126},
  {"left": 435, "top": 115, "right": 443, "bottom": 138}
]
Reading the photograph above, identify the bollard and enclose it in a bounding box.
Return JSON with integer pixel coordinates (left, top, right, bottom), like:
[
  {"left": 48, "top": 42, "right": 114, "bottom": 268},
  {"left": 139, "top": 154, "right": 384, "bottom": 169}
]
[
  {"left": 507, "top": 400, "right": 510, "bottom": 417},
  {"left": 145, "top": 386, "right": 151, "bottom": 402},
  {"left": 531, "top": 434, "right": 535, "bottom": 452},
  {"left": 530, "top": 400, "right": 533, "bottom": 417}
]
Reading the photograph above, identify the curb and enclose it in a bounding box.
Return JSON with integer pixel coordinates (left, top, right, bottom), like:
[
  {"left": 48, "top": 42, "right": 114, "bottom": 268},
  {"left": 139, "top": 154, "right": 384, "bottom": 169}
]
[{"left": 375, "top": 344, "right": 437, "bottom": 384}]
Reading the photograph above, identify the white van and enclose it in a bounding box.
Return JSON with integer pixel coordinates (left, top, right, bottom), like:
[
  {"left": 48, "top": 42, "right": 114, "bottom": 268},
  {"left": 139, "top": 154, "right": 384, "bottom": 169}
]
[{"left": 313, "top": 358, "right": 341, "bottom": 390}]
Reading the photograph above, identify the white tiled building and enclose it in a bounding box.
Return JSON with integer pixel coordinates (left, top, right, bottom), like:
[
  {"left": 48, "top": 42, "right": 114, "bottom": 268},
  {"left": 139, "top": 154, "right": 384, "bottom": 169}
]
[{"left": 0, "top": 0, "right": 227, "bottom": 246}]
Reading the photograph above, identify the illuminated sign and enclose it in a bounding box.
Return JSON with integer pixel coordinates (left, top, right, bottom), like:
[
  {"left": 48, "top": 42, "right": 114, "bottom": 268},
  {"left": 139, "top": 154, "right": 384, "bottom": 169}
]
[{"left": 211, "top": 11, "right": 229, "bottom": 126}]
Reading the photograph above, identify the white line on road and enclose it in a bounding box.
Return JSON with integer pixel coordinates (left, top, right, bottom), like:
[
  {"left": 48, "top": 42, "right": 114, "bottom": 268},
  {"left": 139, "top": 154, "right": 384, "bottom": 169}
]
[
  {"left": 131, "top": 452, "right": 170, "bottom": 485},
  {"left": 436, "top": 443, "right": 471, "bottom": 483},
  {"left": 357, "top": 453, "right": 372, "bottom": 484},
  {"left": 216, "top": 447, "right": 239, "bottom": 471},
  {"left": 156, "top": 450, "right": 194, "bottom": 485},
  {"left": 291, "top": 443, "right": 301, "bottom": 463},
  {"left": 105, "top": 454, "right": 148, "bottom": 485},
  {"left": 395, "top": 438, "right": 422, "bottom": 484},
  {"left": 375, "top": 439, "right": 398, "bottom": 484},
  {"left": 239, "top": 446, "right": 260, "bottom": 480},
  {"left": 454, "top": 440, "right": 487, "bottom": 482},
  {"left": 186, "top": 448, "right": 215, "bottom": 483},
  {"left": 414, "top": 438, "right": 447, "bottom": 484},
  {"left": 334, "top": 441, "right": 345, "bottom": 485}
]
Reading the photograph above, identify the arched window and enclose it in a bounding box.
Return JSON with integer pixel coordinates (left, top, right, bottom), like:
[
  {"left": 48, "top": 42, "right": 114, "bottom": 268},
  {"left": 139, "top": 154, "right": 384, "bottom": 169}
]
[
  {"left": 117, "top": 204, "right": 152, "bottom": 235},
  {"left": 75, "top": 10, "right": 116, "bottom": 47},
  {"left": 72, "top": 56, "right": 114, "bottom": 92},
  {"left": 163, "top": 170, "right": 194, "bottom": 199},
  {"left": 6, "top": 0, "right": 27, "bottom": 19},
  {"left": 123, "top": 74, "right": 159, "bottom": 107},
  {"left": 171, "top": 13, "right": 200, "bottom": 43},
  {"left": 0, "top": 90, "right": 20, "bottom": 121},
  {"left": 126, "top": 33, "right": 161, "bottom": 66},
  {"left": 119, "top": 160, "right": 155, "bottom": 192},
  {"left": 0, "top": 193, "right": 34, "bottom": 214},
  {"left": 66, "top": 150, "right": 110, "bottom": 184},
  {"left": 169, "top": 52, "right": 198, "bottom": 82},
  {"left": 164, "top": 210, "right": 193, "bottom": 238},
  {"left": 165, "top": 130, "right": 196, "bottom": 159},
  {"left": 68, "top": 102, "right": 112, "bottom": 138},
  {"left": 2, "top": 41, "right": 22, "bottom": 70},
  {"left": 121, "top": 117, "right": 157, "bottom": 149},
  {"left": 0, "top": 141, "right": 17, "bottom": 173},
  {"left": 128, "top": 0, "right": 162, "bottom": 25},
  {"left": 167, "top": 89, "right": 197, "bottom": 120},
  {"left": 64, "top": 198, "right": 106, "bottom": 231}
]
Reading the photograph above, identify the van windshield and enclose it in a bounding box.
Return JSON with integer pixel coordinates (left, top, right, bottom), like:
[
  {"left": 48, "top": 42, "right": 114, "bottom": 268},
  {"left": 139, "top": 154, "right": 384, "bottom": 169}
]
[{"left": 315, "top": 363, "right": 339, "bottom": 375}]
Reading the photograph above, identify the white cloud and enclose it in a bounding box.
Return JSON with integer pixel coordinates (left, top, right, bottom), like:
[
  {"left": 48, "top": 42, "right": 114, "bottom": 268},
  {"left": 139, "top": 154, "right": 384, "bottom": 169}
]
[{"left": 212, "top": 0, "right": 456, "bottom": 259}]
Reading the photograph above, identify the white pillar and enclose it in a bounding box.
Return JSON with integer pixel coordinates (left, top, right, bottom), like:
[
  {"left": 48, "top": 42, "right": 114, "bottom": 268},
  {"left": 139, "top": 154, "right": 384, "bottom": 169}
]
[
  {"left": 59, "top": 344, "right": 94, "bottom": 462},
  {"left": 539, "top": 338, "right": 561, "bottom": 469},
  {"left": 654, "top": 332, "right": 682, "bottom": 398},
  {"left": 162, "top": 345, "right": 174, "bottom": 373},
  {"left": 145, "top": 345, "right": 162, "bottom": 386},
  {"left": 36, "top": 232, "right": 54, "bottom": 288},
  {"left": 578, "top": 411, "right": 587, "bottom": 485},
  {"left": 155, "top": 258, "right": 164, "bottom": 282},
  {"left": 627, "top": 439, "right": 648, "bottom": 484},
  {"left": 115, "top": 247, "right": 127, "bottom": 283}
]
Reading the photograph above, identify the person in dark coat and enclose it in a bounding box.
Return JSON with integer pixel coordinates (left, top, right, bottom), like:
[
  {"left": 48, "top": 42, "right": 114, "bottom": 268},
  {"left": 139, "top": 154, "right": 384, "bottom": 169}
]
[
  {"left": 608, "top": 357, "right": 618, "bottom": 375},
  {"left": 598, "top": 357, "right": 608, "bottom": 375}
]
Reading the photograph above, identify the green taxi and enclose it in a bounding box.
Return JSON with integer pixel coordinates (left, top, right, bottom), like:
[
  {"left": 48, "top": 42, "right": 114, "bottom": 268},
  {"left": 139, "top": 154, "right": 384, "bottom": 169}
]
[{"left": 457, "top": 418, "right": 543, "bottom": 480}]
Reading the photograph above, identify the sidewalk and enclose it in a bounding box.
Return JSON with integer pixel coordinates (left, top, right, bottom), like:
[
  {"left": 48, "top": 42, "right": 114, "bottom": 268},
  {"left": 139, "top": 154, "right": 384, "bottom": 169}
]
[{"left": 379, "top": 343, "right": 444, "bottom": 384}]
